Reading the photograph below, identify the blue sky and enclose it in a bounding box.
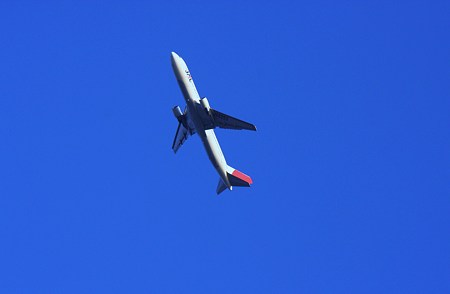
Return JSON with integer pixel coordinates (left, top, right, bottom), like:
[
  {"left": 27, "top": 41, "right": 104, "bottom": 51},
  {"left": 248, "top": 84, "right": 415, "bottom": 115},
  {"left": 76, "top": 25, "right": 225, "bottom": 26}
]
[{"left": 0, "top": 1, "right": 449, "bottom": 293}]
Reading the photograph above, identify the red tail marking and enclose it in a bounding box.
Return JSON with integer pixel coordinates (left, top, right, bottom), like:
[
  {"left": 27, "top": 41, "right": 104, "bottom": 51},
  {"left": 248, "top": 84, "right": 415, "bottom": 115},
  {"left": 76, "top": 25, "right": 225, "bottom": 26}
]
[{"left": 232, "top": 170, "right": 253, "bottom": 185}]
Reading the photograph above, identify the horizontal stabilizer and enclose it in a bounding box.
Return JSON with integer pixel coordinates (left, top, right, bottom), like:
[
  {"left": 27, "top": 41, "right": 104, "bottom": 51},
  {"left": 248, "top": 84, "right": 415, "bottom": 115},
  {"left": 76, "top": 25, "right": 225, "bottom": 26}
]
[
  {"left": 216, "top": 179, "right": 228, "bottom": 195},
  {"left": 210, "top": 109, "right": 257, "bottom": 131},
  {"left": 216, "top": 166, "right": 253, "bottom": 195}
]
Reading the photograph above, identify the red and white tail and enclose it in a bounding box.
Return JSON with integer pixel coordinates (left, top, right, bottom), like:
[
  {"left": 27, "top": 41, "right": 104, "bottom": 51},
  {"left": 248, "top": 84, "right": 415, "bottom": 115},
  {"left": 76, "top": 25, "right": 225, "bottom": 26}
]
[
  {"left": 226, "top": 165, "right": 253, "bottom": 187},
  {"left": 217, "top": 165, "right": 253, "bottom": 195}
]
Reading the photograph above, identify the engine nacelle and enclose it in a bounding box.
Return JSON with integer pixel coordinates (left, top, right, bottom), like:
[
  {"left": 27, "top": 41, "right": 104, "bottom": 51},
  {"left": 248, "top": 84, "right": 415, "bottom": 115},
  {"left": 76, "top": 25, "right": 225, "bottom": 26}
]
[
  {"left": 172, "top": 105, "right": 183, "bottom": 121},
  {"left": 200, "top": 97, "right": 211, "bottom": 112}
]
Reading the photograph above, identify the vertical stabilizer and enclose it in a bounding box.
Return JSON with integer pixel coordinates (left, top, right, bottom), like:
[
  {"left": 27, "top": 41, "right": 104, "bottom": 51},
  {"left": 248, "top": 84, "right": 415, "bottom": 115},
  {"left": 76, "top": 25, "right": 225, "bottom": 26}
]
[
  {"left": 225, "top": 165, "right": 253, "bottom": 187},
  {"left": 216, "top": 166, "right": 253, "bottom": 195}
]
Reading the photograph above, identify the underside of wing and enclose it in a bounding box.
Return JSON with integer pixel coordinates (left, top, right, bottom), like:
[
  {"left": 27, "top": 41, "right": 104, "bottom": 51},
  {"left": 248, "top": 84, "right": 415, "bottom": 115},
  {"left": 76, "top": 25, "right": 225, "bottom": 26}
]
[
  {"left": 210, "top": 109, "right": 256, "bottom": 131},
  {"left": 172, "top": 122, "right": 190, "bottom": 153}
]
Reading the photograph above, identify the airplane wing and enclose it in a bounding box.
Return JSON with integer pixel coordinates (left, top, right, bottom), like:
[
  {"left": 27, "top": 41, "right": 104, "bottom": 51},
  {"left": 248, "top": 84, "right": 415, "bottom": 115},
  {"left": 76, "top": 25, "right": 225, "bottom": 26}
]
[
  {"left": 210, "top": 109, "right": 257, "bottom": 131},
  {"left": 172, "top": 122, "right": 191, "bottom": 153}
]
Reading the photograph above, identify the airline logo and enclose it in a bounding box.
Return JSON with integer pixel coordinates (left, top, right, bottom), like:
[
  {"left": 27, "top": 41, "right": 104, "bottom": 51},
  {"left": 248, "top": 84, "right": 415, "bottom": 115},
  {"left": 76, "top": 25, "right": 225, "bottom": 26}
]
[{"left": 185, "top": 70, "right": 192, "bottom": 81}]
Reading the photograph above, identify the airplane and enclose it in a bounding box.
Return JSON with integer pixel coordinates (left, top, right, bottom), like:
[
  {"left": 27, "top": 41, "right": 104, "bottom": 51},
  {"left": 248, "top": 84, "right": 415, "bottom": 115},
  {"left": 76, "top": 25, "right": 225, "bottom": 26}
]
[{"left": 170, "top": 52, "right": 257, "bottom": 194}]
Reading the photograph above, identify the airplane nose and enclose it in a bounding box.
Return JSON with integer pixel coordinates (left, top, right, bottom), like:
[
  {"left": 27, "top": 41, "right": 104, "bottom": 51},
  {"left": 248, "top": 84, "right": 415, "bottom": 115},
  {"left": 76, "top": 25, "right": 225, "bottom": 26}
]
[{"left": 171, "top": 52, "right": 179, "bottom": 63}]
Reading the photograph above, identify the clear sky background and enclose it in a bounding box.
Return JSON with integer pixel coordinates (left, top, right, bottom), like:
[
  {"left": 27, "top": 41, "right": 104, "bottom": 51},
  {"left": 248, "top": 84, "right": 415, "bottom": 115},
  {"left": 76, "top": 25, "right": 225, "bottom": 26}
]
[{"left": 0, "top": 1, "right": 449, "bottom": 293}]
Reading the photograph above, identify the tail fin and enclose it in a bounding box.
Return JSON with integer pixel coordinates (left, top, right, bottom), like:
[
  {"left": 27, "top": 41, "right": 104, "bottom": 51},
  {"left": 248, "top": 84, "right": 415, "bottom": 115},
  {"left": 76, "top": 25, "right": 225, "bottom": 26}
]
[
  {"left": 216, "top": 166, "right": 253, "bottom": 195},
  {"left": 227, "top": 167, "right": 253, "bottom": 187}
]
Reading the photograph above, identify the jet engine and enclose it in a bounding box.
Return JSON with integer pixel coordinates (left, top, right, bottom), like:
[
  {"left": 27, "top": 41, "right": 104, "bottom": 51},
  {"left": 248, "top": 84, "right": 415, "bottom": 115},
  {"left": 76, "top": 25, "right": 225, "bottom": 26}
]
[
  {"left": 200, "top": 97, "right": 211, "bottom": 112},
  {"left": 172, "top": 105, "right": 183, "bottom": 121}
]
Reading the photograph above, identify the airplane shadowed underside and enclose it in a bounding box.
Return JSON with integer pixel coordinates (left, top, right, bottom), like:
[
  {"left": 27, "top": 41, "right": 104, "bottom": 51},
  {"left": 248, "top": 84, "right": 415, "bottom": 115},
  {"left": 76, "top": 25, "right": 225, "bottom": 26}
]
[{"left": 170, "top": 52, "right": 256, "bottom": 195}]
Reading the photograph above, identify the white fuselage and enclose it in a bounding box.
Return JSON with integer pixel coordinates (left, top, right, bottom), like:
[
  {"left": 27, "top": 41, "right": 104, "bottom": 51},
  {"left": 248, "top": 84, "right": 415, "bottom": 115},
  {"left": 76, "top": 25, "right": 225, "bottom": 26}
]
[{"left": 171, "top": 52, "right": 231, "bottom": 188}]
